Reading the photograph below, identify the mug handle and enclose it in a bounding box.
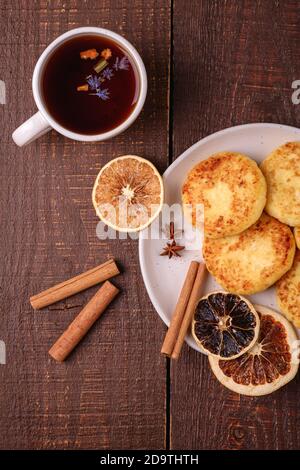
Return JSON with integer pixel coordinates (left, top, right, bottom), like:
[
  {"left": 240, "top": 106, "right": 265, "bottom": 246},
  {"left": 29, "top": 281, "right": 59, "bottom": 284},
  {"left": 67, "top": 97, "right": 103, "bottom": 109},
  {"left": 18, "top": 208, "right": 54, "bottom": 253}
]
[{"left": 12, "top": 111, "right": 51, "bottom": 147}]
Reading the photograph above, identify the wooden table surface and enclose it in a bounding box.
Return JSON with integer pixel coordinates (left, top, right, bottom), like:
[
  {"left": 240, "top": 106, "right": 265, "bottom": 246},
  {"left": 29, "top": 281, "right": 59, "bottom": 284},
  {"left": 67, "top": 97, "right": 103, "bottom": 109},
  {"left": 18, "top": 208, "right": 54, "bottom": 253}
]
[{"left": 1, "top": 0, "right": 300, "bottom": 450}]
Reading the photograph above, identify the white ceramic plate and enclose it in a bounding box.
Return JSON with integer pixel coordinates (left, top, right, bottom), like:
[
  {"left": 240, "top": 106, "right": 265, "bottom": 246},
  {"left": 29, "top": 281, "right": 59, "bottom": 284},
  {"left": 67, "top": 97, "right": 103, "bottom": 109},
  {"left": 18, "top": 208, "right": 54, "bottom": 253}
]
[{"left": 139, "top": 123, "right": 300, "bottom": 352}]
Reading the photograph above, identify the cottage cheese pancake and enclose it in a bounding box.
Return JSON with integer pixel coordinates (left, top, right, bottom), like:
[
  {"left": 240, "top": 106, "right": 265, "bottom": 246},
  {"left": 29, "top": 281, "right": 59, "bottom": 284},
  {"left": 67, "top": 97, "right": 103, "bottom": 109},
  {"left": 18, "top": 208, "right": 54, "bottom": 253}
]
[
  {"left": 182, "top": 152, "right": 266, "bottom": 238},
  {"left": 276, "top": 250, "right": 300, "bottom": 327},
  {"left": 294, "top": 227, "right": 300, "bottom": 249},
  {"left": 261, "top": 142, "right": 300, "bottom": 226},
  {"left": 203, "top": 213, "right": 295, "bottom": 294},
  {"left": 209, "top": 305, "right": 299, "bottom": 396}
]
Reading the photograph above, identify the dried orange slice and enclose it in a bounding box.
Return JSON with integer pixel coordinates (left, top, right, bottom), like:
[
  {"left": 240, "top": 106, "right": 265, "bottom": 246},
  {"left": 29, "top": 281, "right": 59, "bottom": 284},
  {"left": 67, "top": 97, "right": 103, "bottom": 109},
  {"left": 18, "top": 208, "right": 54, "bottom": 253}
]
[
  {"left": 209, "top": 305, "right": 299, "bottom": 396},
  {"left": 276, "top": 250, "right": 300, "bottom": 327},
  {"left": 92, "top": 155, "right": 164, "bottom": 232},
  {"left": 192, "top": 292, "right": 259, "bottom": 360}
]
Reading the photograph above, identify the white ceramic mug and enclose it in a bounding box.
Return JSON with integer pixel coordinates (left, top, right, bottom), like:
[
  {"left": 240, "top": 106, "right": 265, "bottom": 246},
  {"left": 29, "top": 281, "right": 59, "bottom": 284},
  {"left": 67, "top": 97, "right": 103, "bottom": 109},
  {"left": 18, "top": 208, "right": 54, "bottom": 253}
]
[{"left": 12, "top": 27, "right": 147, "bottom": 146}]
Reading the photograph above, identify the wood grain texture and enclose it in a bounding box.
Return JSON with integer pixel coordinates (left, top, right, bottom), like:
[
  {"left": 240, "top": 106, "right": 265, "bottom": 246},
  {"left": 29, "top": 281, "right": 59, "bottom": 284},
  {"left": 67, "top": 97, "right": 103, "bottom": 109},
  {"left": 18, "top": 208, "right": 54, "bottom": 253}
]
[
  {"left": 0, "top": 0, "right": 170, "bottom": 449},
  {"left": 170, "top": 0, "right": 300, "bottom": 450}
]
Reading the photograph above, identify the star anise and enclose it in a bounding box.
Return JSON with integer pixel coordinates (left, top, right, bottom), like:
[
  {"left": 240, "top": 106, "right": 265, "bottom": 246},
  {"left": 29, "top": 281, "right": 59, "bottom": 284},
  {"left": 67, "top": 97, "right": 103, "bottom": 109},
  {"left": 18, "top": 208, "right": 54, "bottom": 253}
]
[{"left": 160, "top": 222, "right": 185, "bottom": 259}]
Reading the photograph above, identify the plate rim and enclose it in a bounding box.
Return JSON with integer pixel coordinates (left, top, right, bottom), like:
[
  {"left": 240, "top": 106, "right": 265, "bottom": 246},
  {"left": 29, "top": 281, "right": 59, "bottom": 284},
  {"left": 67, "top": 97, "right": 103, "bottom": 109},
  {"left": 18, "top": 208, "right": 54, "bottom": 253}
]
[{"left": 138, "top": 122, "right": 300, "bottom": 348}]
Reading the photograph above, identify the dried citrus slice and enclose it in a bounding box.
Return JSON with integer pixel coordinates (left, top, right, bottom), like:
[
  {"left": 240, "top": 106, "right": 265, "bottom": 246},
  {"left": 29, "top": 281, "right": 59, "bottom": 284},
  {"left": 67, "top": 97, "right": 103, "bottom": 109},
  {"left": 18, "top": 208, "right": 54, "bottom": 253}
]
[
  {"left": 92, "top": 155, "right": 164, "bottom": 232},
  {"left": 192, "top": 292, "right": 259, "bottom": 360},
  {"left": 276, "top": 250, "right": 300, "bottom": 327},
  {"left": 209, "top": 305, "right": 299, "bottom": 396}
]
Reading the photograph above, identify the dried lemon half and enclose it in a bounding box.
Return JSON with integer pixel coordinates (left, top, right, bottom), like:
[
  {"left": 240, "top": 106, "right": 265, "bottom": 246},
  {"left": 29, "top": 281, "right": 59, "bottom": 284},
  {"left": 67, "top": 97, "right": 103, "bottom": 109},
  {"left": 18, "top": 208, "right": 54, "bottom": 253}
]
[
  {"left": 209, "top": 305, "right": 299, "bottom": 396},
  {"left": 192, "top": 292, "right": 259, "bottom": 360},
  {"left": 92, "top": 155, "right": 164, "bottom": 232}
]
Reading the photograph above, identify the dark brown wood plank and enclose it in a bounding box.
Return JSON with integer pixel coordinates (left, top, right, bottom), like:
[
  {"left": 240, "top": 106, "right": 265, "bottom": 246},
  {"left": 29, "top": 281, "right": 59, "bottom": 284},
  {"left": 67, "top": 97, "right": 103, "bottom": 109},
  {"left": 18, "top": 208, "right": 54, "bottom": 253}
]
[
  {"left": 0, "top": 0, "right": 170, "bottom": 449},
  {"left": 171, "top": 0, "right": 300, "bottom": 450}
]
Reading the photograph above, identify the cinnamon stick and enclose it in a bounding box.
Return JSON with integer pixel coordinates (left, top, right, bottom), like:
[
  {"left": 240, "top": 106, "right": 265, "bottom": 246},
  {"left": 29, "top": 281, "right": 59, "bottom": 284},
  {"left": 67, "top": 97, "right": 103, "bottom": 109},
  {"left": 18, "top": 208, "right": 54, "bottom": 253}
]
[
  {"left": 171, "top": 263, "right": 206, "bottom": 360},
  {"left": 49, "top": 281, "right": 119, "bottom": 362},
  {"left": 161, "top": 261, "right": 199, "bottom": 357},
  {"left": 30, "top": 259, "right": 119, "bottom": 310}
]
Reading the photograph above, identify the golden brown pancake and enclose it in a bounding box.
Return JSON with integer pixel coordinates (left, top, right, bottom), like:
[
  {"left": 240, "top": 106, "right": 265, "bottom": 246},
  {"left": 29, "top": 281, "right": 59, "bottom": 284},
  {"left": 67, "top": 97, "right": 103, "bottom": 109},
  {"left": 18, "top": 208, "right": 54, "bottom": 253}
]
[
  {"left": 260, "top": 142, "right": 300, "bottom": 226},
  {"left": 208, "top": 305, "right": 299, "bottom": 396},
  {"left": 182, "top": 152, "right": 266, "bottom": 238},
  {"left": 203, "top": 213, "right": 295, "bottom": 294},
  {"left": 276, "top": 250, "right": 300, "bottom": 327},
  {"left": 294, "top": 227, "right": 300, "bottom": 249}
]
